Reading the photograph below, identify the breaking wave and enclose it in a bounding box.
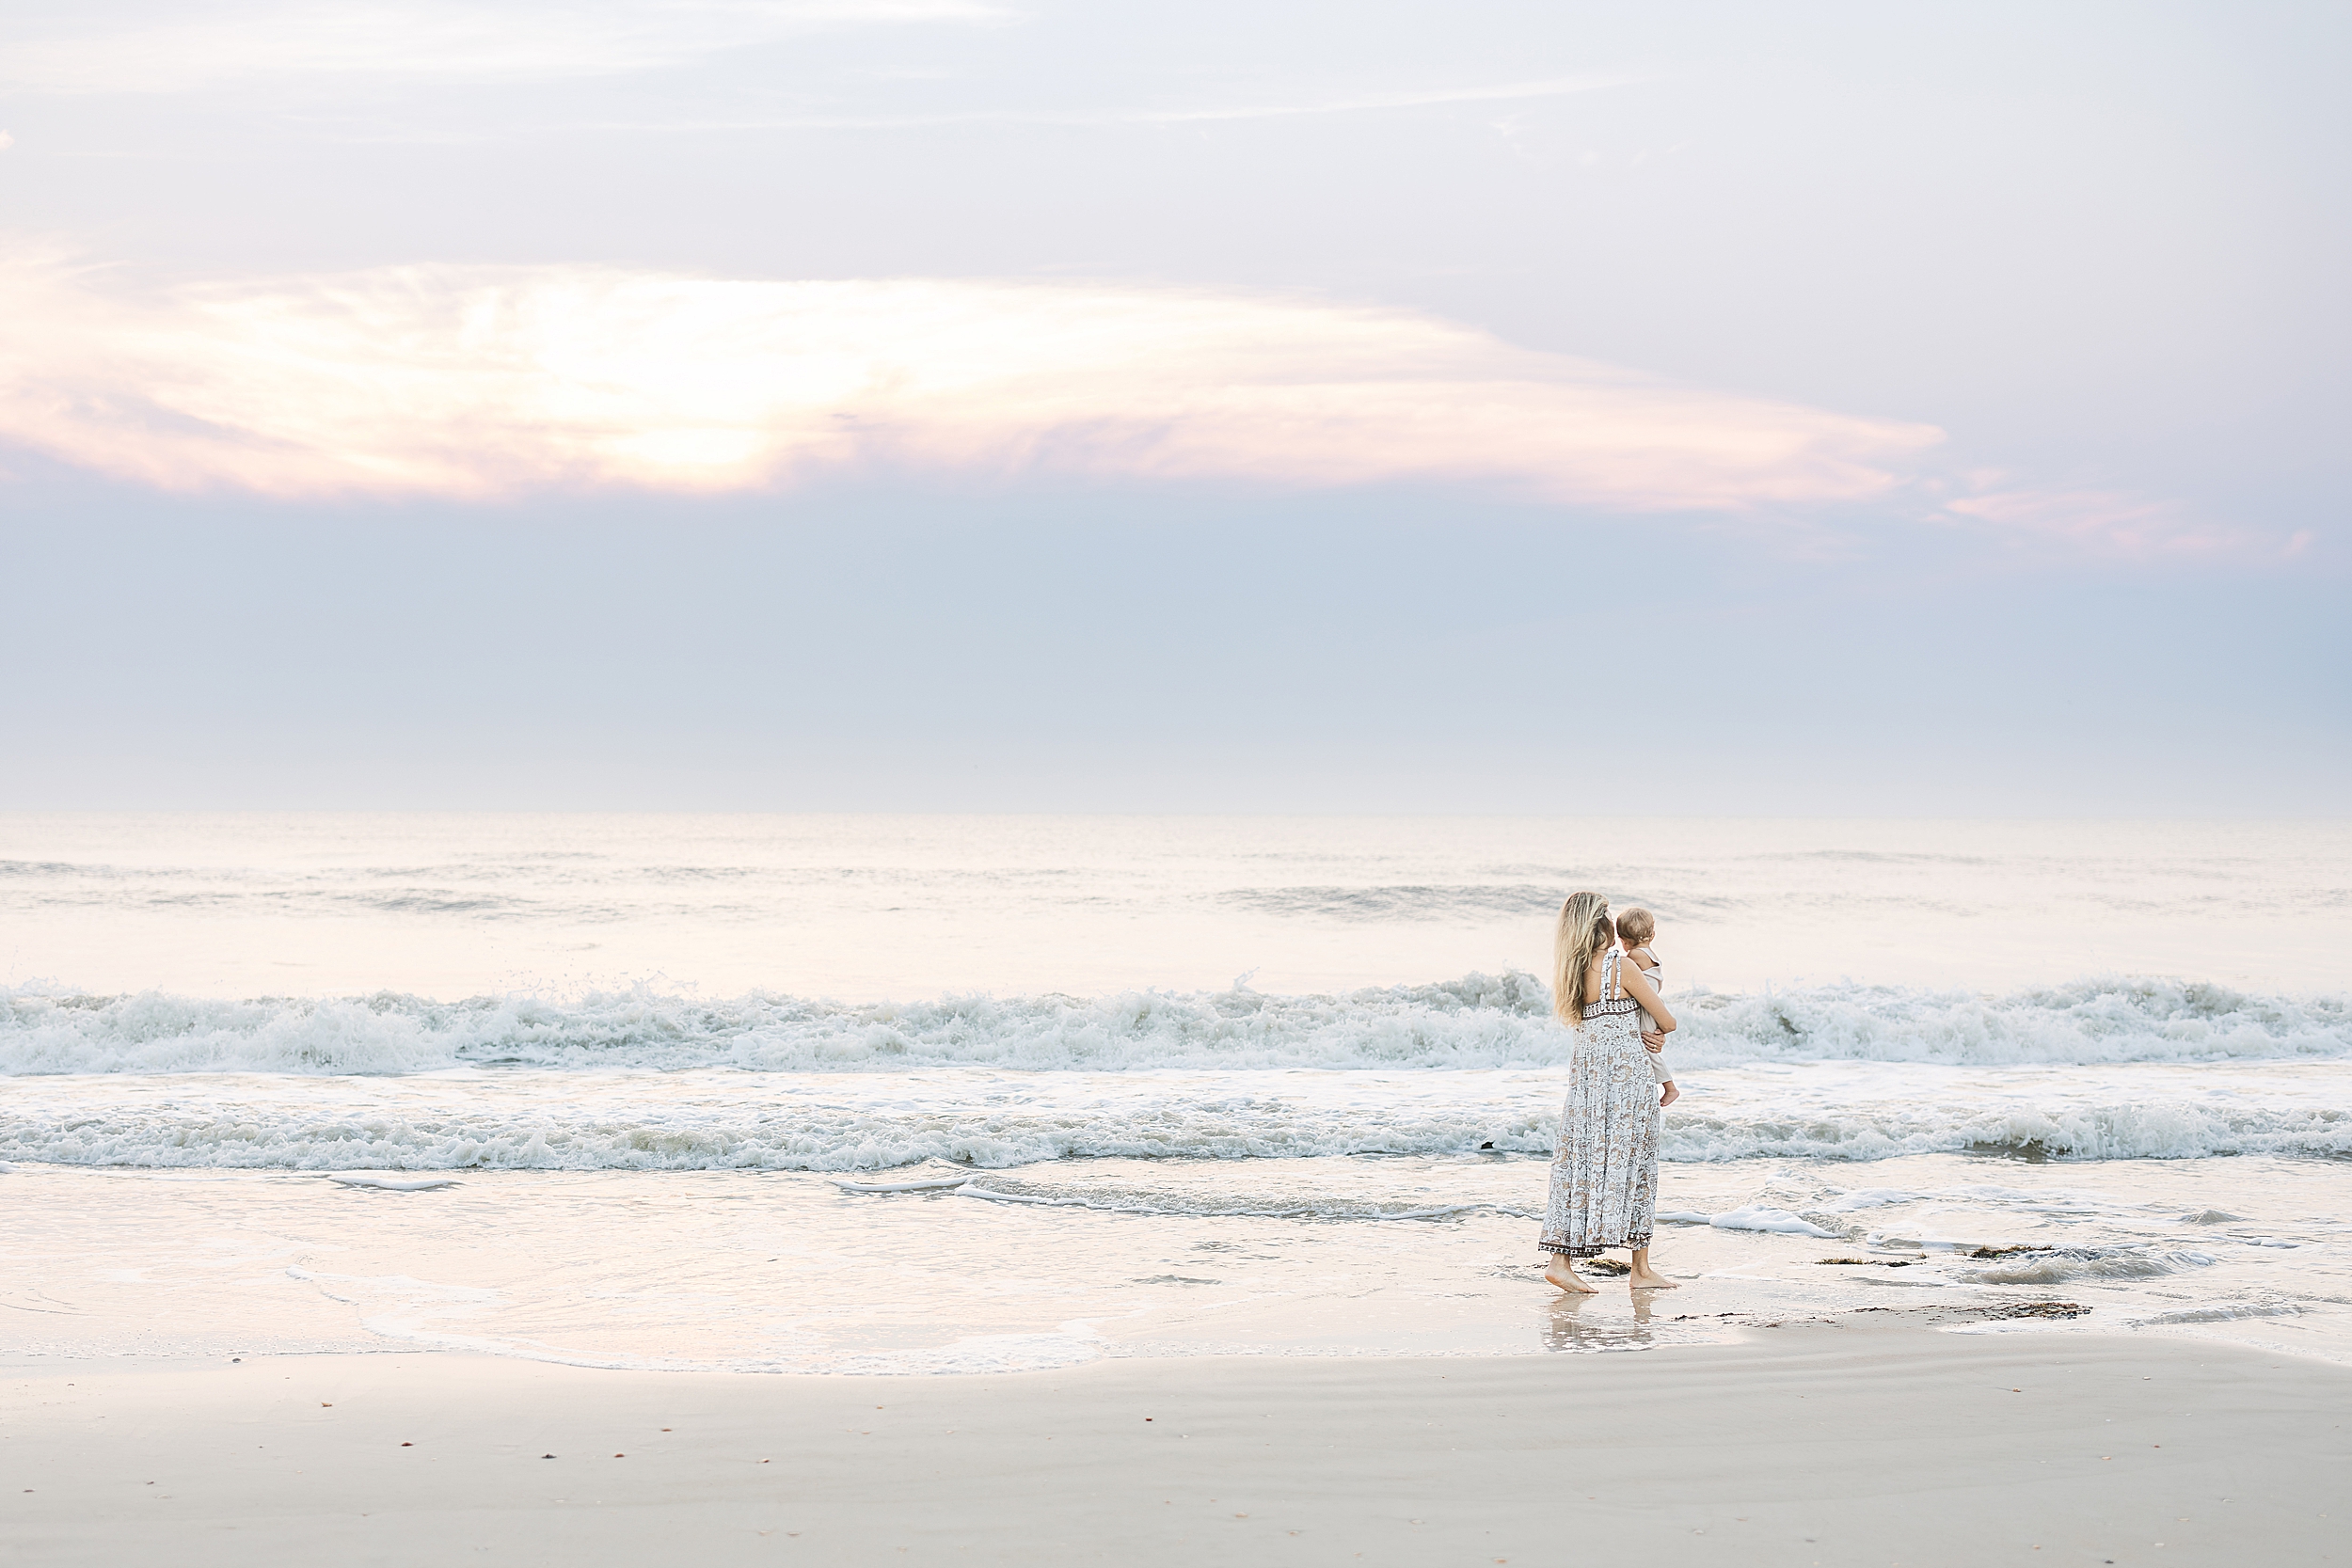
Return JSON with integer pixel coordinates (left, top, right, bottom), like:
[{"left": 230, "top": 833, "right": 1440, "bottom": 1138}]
[
  {"left": 3, "top": 1066, "right": 2347, "bottom": 1171},
  {"left": 2, "top": 972, "right": 2344, "bottom": 1077}
]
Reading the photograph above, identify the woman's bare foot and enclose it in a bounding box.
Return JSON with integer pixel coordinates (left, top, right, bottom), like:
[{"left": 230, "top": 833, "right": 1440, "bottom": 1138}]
[
  {"left": 1544, "top": 1258, "right": 1599, "bottom": 1293},
  {"left": 1627, "top": 1268, "right": 1679, "bottom": 1291},
  {"left": 1660, "top": 1082, "right": 1679, "bottom": 1108}
]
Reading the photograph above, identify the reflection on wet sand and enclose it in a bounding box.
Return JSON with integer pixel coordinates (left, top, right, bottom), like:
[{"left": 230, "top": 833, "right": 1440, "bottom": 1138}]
[{"left": 1541, "top": 1291, "right": 1657, "bottom": 1354}]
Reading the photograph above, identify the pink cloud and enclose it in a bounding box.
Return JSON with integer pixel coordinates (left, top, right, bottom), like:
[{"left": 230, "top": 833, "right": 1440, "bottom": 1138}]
[
  {"left": 0, "top": 251, "right": 1944, "bottom": 509},
  {"left": 1942, "top": 483, "right": 2266, "bottom": 558}
]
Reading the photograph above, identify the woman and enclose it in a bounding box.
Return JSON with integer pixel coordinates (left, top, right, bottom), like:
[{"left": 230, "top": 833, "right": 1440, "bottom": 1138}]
[{"left": 1539, "top": 891, "right": 1678, "bottom": 1293}]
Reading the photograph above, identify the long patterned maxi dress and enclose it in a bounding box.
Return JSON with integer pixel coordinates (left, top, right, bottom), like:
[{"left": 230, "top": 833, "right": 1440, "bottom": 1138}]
[{"left": 1539, "top": 950, "right": 1661, "bottom": 1257}]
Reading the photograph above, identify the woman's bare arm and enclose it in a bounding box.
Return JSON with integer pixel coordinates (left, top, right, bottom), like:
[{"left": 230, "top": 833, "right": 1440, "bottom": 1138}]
[{"left": 1617, "top": 962, "right": 1675, "bottom": 1034}]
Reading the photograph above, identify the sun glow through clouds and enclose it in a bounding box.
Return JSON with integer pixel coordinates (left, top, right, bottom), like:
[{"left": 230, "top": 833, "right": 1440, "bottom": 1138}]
[{"left": 0, "top": 255, "right": 1946, "bottom": 507}]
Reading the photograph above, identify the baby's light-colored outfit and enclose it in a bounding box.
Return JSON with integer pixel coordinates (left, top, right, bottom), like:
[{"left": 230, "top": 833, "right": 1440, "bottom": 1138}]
[{"left": 1629, "top": 946, "right": 1676, "bottom": 1085}]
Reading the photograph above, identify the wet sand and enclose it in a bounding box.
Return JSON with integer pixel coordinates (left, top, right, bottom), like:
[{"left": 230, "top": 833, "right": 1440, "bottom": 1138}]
[{"left": 6, "top": 1325, "right": 2344, "bottom": 1567}]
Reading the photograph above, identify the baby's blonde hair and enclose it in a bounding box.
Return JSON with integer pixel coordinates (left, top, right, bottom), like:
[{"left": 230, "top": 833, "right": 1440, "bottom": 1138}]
[{"left": 1614, "top": 906, "right": 1656, "bottom": 946}]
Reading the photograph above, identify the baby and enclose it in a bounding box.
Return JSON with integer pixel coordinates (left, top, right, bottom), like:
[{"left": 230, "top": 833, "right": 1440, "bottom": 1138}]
[{"left": 1616, "top": 906, "right": 1678, "bottom": 1107}]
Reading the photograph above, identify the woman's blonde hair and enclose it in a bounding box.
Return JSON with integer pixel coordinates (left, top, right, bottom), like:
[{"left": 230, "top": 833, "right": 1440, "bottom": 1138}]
[{"left": 1552, "top": 891, "right": 1614, "bottom": 1027}]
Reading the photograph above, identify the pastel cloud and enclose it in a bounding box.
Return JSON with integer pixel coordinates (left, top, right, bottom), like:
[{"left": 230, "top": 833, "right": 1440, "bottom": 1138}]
[
  {"left": 0, "top": 251, "right": 1945, "bottom": 508},
  {"left": 1941, "top": 481, "right": 2266, "bottom": 558},
  {"left": 648, "top": 74, "right": 1641, "bottom": 134}
]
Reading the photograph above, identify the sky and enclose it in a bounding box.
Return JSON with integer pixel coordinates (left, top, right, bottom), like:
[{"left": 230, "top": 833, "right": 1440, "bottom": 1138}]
[{"left": 1, "top": 0, "right": 2344, "bottom": 813}]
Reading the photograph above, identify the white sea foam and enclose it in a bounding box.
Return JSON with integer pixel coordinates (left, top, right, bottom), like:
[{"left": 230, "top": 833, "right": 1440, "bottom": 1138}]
[
  {"left": 1953, "top": 1247, "right": 2219, "bottom": 1285},
  {"left": 327, "top": 1173, "right": 463, "bottom": 1191},
  {"left": 3, "top": 972, "right": 2343, "bottom": 1077},
  {"left": 1703, "top": 1206, "right": 1840, "bottom": 1238},
  {"left": 954, "top": 1186, "right": 1076, "bottom": 1207},
  {"left": 4, "top": 1060, "right": 2346, "bottom": 1172},
  {"left": 830, "top": 1175, "right": 976, "bottom": 1193},
  {"left": 1806, "top": 1188, "right": 1925, "bottom": 1212},
  {"left": 2136, "top": 1304, "right": 2307, "bottom": 1326}
]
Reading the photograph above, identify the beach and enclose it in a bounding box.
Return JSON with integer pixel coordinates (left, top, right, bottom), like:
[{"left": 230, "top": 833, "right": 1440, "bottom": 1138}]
[
  {"left": 10, "top": 3, "right": 2345, "bottom": 1559},
  {"left": 5, "top": 814, "right": 2348, "bottom": 1560},
  {"left": 10, "top": 1327, "right": 2345, "bottom": 1566}
]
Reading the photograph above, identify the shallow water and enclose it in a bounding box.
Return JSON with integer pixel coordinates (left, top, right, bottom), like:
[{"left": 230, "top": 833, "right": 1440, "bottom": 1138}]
[{"left": 8, "top": 1153, "right": 2346, "bottom": 1370}]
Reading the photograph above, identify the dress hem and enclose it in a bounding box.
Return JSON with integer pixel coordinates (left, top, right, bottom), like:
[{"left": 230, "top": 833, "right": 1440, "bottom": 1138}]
[{"left": 1539, "top": 1234, "right": 1652, "bottom": 1259}]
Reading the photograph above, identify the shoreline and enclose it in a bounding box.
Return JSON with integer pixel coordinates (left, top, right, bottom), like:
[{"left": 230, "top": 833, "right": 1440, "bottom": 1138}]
[
  {"left": 8, "top": 1326, "right": 2344, "bottom": 1567},
  {"left": 14, "top": 1154, "right": 2350, "bottom": 1373}
]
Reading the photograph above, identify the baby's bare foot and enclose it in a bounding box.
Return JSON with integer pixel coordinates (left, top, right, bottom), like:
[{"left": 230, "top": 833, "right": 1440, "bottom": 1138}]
[
  {"left": 1544, "top": 1259, "right": 1599, "bottom": 1294},
  {"left": 1660, "top": 1083, "right": 1679, "bottom": 1108}
]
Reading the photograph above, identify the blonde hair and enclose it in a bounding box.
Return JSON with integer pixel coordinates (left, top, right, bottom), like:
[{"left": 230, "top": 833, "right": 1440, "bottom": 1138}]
[
  {"left": 1552, "top": 891, "right": 1614, "bottom": 1027},
  {"left": 1614, "top": 906, "right": 1655, "bottom": 946}
]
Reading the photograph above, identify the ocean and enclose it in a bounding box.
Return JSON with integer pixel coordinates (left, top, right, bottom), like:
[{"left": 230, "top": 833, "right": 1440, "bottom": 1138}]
[{"left": 4, "top": 814, "right": 2346, "bottom": 1371}]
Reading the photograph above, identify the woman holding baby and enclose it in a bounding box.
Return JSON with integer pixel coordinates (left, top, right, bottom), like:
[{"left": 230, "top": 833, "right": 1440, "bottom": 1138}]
[{"left": 1539, "top": 891, "right": 1679, "bottom": 1293}]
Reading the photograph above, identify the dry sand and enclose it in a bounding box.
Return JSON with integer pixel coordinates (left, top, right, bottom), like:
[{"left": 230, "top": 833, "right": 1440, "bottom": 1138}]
[{"left": 5, "top": 1324, "right": 2345, "bottom": 1567}]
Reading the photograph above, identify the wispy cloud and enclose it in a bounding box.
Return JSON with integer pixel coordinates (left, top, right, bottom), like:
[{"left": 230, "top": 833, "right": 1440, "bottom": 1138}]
[
  {"left": 1941, "top": 479, "right": 2269, "bottom": 558},
  {"left": 585, "top": 73, "right": 1643, "bottom": 135},
  {"left": 0, "top": 251, "right": 1945, "bottom": 510},
  {"left": 1112, "top": 74, "right": 1643, "bottom": 127},
  {"left": 0, "top": 1, "right": 1006, "bottom": 94}
]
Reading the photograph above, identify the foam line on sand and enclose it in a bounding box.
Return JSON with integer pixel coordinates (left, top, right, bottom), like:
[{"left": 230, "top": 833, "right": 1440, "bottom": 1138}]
[
  {"left": 826, "top": 1176, "right": 974, "bottom": 1193},
  {"left": 6, "top": 1328, "right": 2343, "bottom": 1567},
  {"left": 325, "top": 1174, "right": 463, "bottom": 1191}
]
